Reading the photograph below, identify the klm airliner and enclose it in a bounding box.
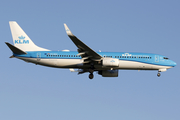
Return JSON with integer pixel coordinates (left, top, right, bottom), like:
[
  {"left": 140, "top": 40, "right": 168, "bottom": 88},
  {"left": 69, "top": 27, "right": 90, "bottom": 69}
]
[{"left": 6, "top": 21, "right": 176, "bottom": 79}]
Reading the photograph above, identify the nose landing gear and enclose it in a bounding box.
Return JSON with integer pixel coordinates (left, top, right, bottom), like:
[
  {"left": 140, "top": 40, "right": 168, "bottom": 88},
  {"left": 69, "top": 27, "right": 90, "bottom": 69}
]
[{"left": 157, "top": 72, "right": 161, "bottom": 77}]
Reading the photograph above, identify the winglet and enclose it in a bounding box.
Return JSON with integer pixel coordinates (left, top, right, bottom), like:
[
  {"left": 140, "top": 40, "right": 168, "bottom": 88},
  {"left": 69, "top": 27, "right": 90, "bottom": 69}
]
[
  {"left": 63, "top": 23, "right": 102, "bottom": 59},
  {"left": 64, "top": 23, "right": 73, "bottom": 36}
]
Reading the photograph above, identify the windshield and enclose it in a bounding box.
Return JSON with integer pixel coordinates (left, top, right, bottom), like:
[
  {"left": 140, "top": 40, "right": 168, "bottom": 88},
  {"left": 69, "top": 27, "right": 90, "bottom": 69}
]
[{"left": 163, "top": 57, "right": 169, "bottom": 60}]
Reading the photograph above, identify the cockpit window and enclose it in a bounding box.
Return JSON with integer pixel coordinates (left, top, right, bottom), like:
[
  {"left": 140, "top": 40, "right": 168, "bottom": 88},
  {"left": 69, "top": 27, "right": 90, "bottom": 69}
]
[{"left": 163, "top": 57, "right": 169, "bottom": 60}]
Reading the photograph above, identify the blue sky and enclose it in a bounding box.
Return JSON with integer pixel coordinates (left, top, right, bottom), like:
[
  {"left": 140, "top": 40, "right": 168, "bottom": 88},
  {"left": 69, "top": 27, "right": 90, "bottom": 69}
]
[{"left": 0, "top": 0, "right": 180, "bottom": 120}]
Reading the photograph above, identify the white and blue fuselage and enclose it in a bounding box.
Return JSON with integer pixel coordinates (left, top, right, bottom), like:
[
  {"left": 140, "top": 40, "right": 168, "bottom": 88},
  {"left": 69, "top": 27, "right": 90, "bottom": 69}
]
[
  {"left": 6, "top": 21, "right": 176, "bottom": 79},
  {"left": 15, "top": 51, "right": 176, "bottom": 70}
]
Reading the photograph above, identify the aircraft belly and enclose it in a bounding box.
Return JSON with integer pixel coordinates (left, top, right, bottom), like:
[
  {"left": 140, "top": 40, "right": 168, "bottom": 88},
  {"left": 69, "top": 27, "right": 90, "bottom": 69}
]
[
  {"left": 40, "top": 59, "right": 83, "bottom": 68},
  {"left": 17, "top": 57, "right": 172, "bottom": 70},
  {"left": 56, "top": 59, "right": 83, "bottom": 67},
  {"left": 118, "top": 60, "right": 171, "bottom": 70},
  {"left": 17, "top": 57, "right": 83, "bottom": 68},
  {"left": 119, "top": 60, "right": 150, "bottom": 69}
]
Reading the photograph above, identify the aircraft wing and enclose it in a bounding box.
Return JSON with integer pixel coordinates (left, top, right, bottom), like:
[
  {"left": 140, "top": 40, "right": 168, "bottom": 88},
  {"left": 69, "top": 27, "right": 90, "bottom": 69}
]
[{"left": 64, "top": 24, "right": 102, "bottom": 63}]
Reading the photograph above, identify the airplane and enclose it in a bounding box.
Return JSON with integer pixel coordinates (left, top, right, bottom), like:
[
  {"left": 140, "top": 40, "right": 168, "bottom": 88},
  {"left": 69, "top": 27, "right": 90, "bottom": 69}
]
[{"left": 6, "top": 21, "right": 176, "bottom": 79}]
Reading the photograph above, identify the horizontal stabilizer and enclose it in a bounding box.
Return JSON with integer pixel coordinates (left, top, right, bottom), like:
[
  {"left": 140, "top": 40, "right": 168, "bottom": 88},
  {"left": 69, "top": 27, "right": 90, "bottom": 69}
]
[
  {"left": 9, "top": 55, "right": 14, "bottom": 58},
  {"left": 5, "top": 42, "right": 27, "bottom": 54}
]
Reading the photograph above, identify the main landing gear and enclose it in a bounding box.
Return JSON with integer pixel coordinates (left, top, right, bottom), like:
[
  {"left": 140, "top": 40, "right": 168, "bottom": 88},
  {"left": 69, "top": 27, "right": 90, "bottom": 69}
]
[
  {"left": 88, "top": 68, "right": 94, "bottom": 79},
  {"left": 89, "top": 73, "right": 94, "bottom": 79},
  {"left": 157, "top": 72, "right": 161, "bottom": 77},
  {"left": 89, "top": 64, "right": 94, "bottom": 79}
]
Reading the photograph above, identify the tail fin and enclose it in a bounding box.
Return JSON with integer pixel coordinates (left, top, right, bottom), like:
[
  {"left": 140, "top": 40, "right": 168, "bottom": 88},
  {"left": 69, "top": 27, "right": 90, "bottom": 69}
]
[{"left": 9, "top": 21, "right": 50, "bottom": 51}]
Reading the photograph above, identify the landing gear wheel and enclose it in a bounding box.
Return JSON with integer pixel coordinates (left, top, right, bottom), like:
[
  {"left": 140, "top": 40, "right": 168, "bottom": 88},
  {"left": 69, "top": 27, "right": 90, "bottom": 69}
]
[
  {"left": 89, "top": 73, "right": 94, "bottom": 79},
  {"left": 157, "top": 73, "right": 161, "bottom": 77}
]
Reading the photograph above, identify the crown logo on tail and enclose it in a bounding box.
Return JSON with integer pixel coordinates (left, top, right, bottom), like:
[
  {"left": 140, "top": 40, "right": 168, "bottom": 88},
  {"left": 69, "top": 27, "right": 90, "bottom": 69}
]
[
  {"left": 18, "top": 35, "right": 25, "bottom": 39},
  {"left": 15, "top": 35, "right": 29, "bottom": 44}
]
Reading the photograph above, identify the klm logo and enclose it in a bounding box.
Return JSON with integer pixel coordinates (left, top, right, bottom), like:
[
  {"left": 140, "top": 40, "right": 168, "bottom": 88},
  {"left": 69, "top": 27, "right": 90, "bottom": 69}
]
[
  {"left": 15, "top": 36, "right": 29, "bottom": 44},
  {"left": 110, "top": 60, "right": 115, "bottom": 62},
  {"left": 122, "top": 53, "right": 132, "bottom": 56}
]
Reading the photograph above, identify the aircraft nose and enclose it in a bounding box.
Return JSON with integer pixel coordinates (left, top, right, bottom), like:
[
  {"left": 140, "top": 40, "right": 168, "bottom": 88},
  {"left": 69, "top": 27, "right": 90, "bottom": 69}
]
[{"left": 172, "top": 61, "right": 177, "bottom": 67}]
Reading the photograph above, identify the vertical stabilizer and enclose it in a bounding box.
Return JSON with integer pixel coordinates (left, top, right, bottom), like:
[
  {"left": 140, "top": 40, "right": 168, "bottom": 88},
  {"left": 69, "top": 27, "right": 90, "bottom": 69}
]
[{"left": 9, "top": 21, "right": 50, "bottom": 51}]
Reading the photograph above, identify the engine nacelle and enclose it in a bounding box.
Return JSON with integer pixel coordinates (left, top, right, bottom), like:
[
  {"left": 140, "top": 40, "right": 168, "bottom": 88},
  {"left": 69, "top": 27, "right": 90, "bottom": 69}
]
[
  {"left": 98, "top": 70, "right": 118, "bottom": 77},
  {"left": 102, "top": 58, "right": 119, "bottom": 67}
]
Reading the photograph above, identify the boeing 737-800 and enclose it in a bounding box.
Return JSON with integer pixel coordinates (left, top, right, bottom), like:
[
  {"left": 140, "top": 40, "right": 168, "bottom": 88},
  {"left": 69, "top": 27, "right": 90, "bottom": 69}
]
[{"left": 6, "top": 21, "right": 176, "bottom": 79}]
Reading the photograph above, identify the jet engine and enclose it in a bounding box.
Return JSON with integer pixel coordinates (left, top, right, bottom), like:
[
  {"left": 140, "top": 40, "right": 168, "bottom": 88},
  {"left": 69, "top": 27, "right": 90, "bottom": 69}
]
[
  {"left": 98, "top": 70, "right": 118, "bottom": 77},
  {"left": 102, "top": 58, "right": 119, "bottom": 67}
]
